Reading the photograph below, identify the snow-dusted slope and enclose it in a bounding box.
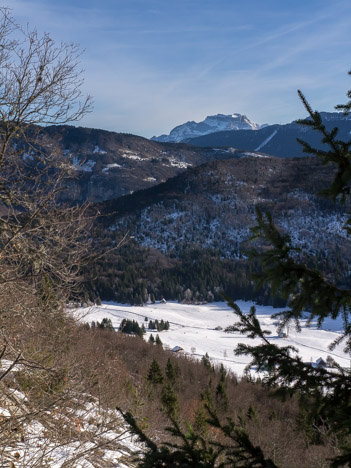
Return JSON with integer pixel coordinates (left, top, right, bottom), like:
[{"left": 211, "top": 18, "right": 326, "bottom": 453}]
[
  {"left": 0, "top": 381, "right": 140, "bottom": 467},
  {"left": 106, "top": 156, "right": 351, "bottom": 261},
  {"left": 152, "top": 113, "right": 265, "bottom": 143}
]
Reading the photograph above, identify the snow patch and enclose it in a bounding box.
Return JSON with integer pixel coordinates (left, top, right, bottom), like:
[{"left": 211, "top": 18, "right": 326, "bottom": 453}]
[
  {"left": 22, "top": 152, "right": 34, "bottom": 161},
  {"left": 0, "top": 390, "right": 140, "bottom": 467},
  {"left": 102, "top": 163, "right": 123, "bottom": 173},
  {"left": 255, "top": 129, "right": 278, "bottom": 151},
  {"left": 121, "top": 152, "right": 145, "bottom": 161},
  {"left": 72, "top": 157, "right": 96, "bottom": 172},
  {"left": 93, "top": 145, "right": 107, "bottom": 154},
  {"left": 242, "top": 152, "right": 269, "bottom": 158}
]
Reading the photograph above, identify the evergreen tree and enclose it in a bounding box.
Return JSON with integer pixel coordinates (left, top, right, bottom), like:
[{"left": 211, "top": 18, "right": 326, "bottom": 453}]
[
  {"left": 119, "top": 319, "right": 131, "bottom": 334},
  {"left": 193, "top": 405, "right": 208, "bottom": 436},
  {"left": 201, "top": 352, "right": 212, "bottom": 371},
  {"left": 121, "top": 401, "right": 279, "bottom": 467},
  {"left": 148, "top": 333, "right": 155, "bottom": 344},
  {"left": 161, "top": 384, "right": 179, "bottom": 417},
  {"left": 147, "top": 359, "right": 163, "bottom": 384},
  {"left": 165, "top": 358, "right": 177, "bottom": 382},
  {"left": 97, "top": 317, "right": 114, "bottom": 331},
  {"left": 219, "top": 363, "right": 226, "bottom": 382},
  {"left": 119, "top": 318, "right": 144, "bottom": 336},
  {"left": 95, "top": 297, "right": 102, "bottom": 306},
  {"left": 133, "top": 321, "right": 143, "bottom": 337},
  {"left": 215, "top": 380, "right": 228, "bottom": 410},
  {"left": 155, "top": 334, "right": 163, "bottom": 346}
]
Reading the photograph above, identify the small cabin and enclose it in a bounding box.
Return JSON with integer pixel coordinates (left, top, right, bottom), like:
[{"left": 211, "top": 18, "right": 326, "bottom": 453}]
[
  {"left": 315, "top": 357, "right": 327, "bottom": 368},
  {"left": 305, "top": 357, "right": 327, "bottom": 368},
  {"left": 171, "top": 346, "right": 184, "bottom": 353}
]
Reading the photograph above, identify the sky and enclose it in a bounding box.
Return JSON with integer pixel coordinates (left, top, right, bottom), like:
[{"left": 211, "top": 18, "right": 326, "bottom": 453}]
[{"left": 10, "top": 0, "right": 351, "bottom": 138}]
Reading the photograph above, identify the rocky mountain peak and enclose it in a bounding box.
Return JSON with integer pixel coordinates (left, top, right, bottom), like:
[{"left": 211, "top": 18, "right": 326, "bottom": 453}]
[{"left": 151, "top": 113, "right": 265, "bottom": 143}]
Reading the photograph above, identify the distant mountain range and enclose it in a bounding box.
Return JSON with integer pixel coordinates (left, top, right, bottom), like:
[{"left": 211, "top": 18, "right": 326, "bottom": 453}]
[
  {"left": 17, "top": 111, "right": 350, "bottom": 210},
  {"left": 151, "top": 113, "right": 265, "bottom": 143},
  {"left": 152, "top": 112, "right": 351, "bottom": 158}
]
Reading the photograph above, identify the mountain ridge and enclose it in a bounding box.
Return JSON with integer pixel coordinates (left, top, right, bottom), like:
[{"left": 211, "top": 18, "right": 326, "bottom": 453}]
[
  {"left": 99, "top": 154, "right": 349, "bottom": 261},
  {"left": 34, "top": 125, "right": 239, "bottom": 202},
  {"left": 151, "top": 113, "right": 265, "bottom": 142},
  {"left": 182, "top": 112, "right": 351, "bottom": 157},
  {"left": 17, "top": 112, "right": 351, "bottom": 206}
]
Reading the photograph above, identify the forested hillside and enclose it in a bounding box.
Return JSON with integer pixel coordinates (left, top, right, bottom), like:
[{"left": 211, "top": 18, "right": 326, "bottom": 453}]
[
  {"left": 22, "top": 124, "right": 240, "bottom": 202},
  {"left": 86, "top": 155, "right": 351, "bottom": 305}
]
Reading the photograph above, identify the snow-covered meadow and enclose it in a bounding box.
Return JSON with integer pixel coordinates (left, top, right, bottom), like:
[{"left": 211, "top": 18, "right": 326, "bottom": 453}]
[{"left": 76, "top": 301, "right": 351, "bottom": 377}]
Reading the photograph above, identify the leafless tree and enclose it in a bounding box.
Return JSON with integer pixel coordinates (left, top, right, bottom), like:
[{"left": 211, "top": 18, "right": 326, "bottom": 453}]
[
  {"left": 0, "top": 8, "right": 135, "bottom": 466},
  {"left": 0, "top": 6, "right": 95, "bottom": 310}
]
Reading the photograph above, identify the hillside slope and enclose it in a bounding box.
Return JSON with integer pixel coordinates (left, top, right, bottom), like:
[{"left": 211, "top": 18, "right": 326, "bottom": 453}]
[
  {"left": 100, "top": 154, "right": 349, "bottom": 261},
  {"left": 36, "top": 125, "right": 235, "bottom": 202}
]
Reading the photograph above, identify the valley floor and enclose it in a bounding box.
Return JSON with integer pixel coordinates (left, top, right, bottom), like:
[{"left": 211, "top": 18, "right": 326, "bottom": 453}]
[{"left": 77, "top": 301, "right": 350, "bottom": 377}]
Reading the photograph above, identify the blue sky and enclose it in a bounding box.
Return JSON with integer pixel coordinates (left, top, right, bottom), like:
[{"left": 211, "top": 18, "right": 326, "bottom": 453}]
[{"left": 11, "top": 0, "right": 351, "bottom": 137}]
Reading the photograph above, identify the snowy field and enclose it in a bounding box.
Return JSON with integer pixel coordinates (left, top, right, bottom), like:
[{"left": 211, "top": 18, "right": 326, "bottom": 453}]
[{"left": 76, "top": 301, "right": 351, "bottom": 377}]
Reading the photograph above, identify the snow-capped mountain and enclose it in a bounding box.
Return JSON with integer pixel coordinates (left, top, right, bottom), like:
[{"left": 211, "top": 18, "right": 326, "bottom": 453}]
[{"left": 151, "top": 113, "right": 265, "bottom": 143}]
